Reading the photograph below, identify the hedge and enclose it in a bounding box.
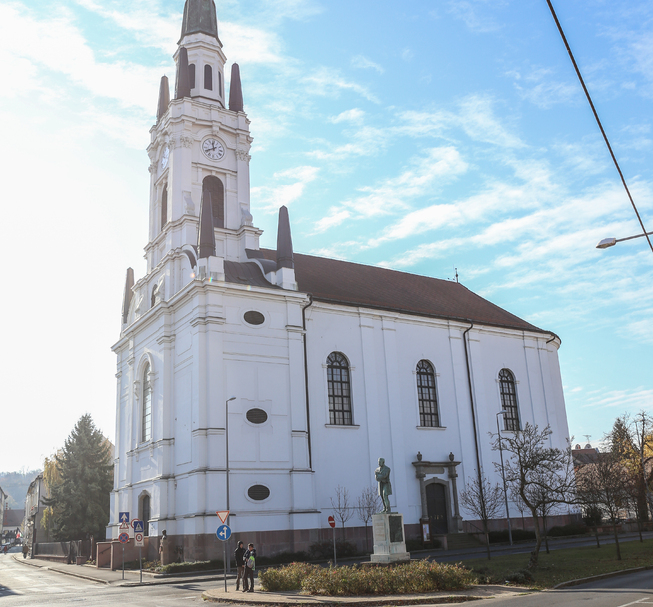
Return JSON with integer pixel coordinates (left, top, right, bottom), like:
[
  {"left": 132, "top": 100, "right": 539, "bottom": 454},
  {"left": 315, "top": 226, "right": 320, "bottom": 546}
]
[{"left": 259, "top": 560, "right": 477, "bottom": 595}]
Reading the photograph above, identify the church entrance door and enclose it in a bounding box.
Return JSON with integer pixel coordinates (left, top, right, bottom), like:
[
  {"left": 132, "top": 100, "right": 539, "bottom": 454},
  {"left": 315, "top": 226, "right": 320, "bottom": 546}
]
[{"left": 426, "top": 483, "right": 448, "bottom": 535}]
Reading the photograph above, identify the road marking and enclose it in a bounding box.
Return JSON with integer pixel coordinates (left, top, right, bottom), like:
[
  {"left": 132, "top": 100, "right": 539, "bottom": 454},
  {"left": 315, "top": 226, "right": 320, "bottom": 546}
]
[{"left": 616, "top": 599, "right": 653, "bottom": 607}]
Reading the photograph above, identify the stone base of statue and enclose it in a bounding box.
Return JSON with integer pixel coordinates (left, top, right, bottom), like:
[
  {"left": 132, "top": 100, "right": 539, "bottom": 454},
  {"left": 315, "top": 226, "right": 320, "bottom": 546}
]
[{"left": 370, "top": 513, "right": 410, "bottom": 563}]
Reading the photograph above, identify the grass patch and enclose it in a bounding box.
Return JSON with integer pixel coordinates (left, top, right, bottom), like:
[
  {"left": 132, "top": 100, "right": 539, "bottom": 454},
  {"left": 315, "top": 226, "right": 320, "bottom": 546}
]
[
  {"left": 465, "top": 538, "right": 653, "bottom": 589},
  {"left": 259, "top": 560, "right": 477, "bottom": 595}
]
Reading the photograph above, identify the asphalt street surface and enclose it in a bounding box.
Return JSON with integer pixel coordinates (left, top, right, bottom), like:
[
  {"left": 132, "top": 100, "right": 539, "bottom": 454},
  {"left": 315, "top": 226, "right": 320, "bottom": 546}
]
[
  {"left": 0, "top": 554, "right": 213, "bottom": 606},
  {"left": 3, "top": 537, "right": 653, "bottom": 606}
]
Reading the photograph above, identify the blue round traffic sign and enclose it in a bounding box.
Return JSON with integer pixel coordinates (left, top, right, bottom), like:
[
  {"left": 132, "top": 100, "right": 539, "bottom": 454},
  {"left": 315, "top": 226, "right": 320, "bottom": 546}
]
[
  {"left": 216, "top": 524, "right": 231, "bottom": 541},
  {"left": 119, "top": 532, "right": 130, "bottom": 544}
]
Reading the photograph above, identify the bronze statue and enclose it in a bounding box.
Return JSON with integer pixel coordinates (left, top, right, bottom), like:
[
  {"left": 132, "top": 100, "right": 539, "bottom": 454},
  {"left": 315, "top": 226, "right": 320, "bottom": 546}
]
[{"left": 375, "top": 457, "right": 392, "bottom": 514}]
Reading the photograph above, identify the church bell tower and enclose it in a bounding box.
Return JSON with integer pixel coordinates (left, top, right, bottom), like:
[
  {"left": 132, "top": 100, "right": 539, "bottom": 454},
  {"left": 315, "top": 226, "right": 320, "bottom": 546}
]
[{"left": 143, "top": 0, "right": 258, "bottom": 296}]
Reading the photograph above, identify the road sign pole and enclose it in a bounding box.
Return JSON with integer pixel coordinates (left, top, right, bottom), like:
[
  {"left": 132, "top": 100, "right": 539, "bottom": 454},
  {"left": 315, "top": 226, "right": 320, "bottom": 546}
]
[
  {"left": 139, "top": 546, "right": 142, "bottom": 584},
  {"left": 122, "top": 544, "right": 125, "bottom": 580},
  {"left": 223, "top": 541, "right": 227, "bottom": 593},
  {"left": 332, "top": 525, "right": 337, "bottom": 567}
]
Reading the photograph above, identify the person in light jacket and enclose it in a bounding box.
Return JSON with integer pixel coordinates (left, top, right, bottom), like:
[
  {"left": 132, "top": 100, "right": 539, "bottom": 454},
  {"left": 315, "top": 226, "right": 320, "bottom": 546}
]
[{"left": 242, "top": 543, "right": 257, "bottom": 592}]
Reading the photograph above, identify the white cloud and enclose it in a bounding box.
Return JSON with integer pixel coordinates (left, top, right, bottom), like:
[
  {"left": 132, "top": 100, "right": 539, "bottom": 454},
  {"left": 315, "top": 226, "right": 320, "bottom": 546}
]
[
  {"left": 401, "top": 48, "right": 414, "bottom": 62},
  {"left": 330, "top": 108, "right": 365, "bottom": 124},
  {"left": 447, "top": 0, "right": 507, "bottom": 33},
  {"left": 399, "top": 95, "right": 525, "bottom": 148},
  {"left": 351, "top": 55, "right": 384, "bottom": 74},
  {"left": 252, "top": 166, "right": 320, "bottom": 211},
  {"left": 340, "top": 146, "right": 468, "bottom": 218},
  {"left": 312, "top": 208, "right": 352, "bottom": 233},
  {"left": 303, "top": 67, "right": 380, "bottom": 103},
  {"left": 0, "top": 3, "right": 161, "bottom": 112},
  {"left": 307, "top": 125, "right": 387, "bottom": 160}
]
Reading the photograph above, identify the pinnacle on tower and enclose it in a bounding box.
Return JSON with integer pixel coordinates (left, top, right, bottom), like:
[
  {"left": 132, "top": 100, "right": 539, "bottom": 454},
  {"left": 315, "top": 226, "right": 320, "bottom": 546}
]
[
  {"left": 276, "top": 206, "right": 294, "bottom": 269},
  {"left": 228, "top": 63, "right": 244, "bottom": 113},
  {"left": 198, "top": 190, "right": 216, "bottom": 259},
  {"left": 175, "top": 47, "right": 192, "bottom": 99},
  {"left": 180, "top": 0, "right": 219, "bottom": 42},
  {"left": 157, "top": 75, "right": 170, "bottom": 121},
  {"left": 121, "top": 268, "right": 134, "bottom": 324}
]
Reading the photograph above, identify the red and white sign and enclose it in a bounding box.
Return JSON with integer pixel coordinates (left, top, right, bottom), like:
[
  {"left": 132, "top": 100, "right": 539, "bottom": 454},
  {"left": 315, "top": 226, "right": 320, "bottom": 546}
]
[
  {"left": 328, "top": 516, "right": 336, "bottom": 528},
  {"left": 216, "top": 510, "right": 229, "bottom": 524},
  {"left": 119, "top": 522, "right": 130, "bottom": 531},
  {"left": 131, "top": 518, "right": 142, "bottom": 529},
  {"left": 134, "top": 532, "right": 144, "bottom": 547}
]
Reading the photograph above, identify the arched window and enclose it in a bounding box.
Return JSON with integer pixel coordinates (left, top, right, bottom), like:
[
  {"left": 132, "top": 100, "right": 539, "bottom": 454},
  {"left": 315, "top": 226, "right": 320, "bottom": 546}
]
[
  {"left": 142, "top": 364, "right": 152, "bottom": 442},
  {"left": 218, "top": 71, "right": 222, "bottom": 97},
  {"left": 202, "top": 176, "right": 224, "bottom": 228},
  {"left": 151, "top": 285, "right": 158, "bottom": 308},
  {"left": 417, "top": 360, "right": 439, "bottom": 427},
  {"left": 140, "top": 494, "right": 151, "bottom": 536},
  {"left": 327, "top": 352, "right": 352, "bottom": 425},
  {"left": 499, "top": 369, "right": 519, "bottom": 431},
  {"left": 161, "top": 186, "right": 168, "bottom": 231},
  {"left": 204, "top": 65, "right": 213, "bottom": 90},
  {"left": 189, "top": 64, "right": 196, "bottom": 89}
]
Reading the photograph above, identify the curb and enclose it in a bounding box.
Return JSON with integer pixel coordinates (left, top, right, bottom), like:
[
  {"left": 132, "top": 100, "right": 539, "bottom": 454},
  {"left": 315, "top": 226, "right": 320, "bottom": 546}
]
[
  {"left": 200, "top": 593, "right": 484, "bottom": 606},
  {"left": 553, "top": 565, "right": 653, "bottom": 589},
  {"left": 12, "top": 554, "right": 236, "bottom": 587}
]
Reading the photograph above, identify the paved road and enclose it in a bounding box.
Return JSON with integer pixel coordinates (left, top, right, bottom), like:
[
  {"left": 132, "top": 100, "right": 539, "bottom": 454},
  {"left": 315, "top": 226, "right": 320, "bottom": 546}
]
[{"left": 0, "top": 555, "right": 215, "bottom": 607}]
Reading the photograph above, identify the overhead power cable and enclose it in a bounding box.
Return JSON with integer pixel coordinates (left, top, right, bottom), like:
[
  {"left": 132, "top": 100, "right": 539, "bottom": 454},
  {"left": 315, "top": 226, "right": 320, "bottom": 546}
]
[{"left": 545, "top": 0, "right": 653, "bottom": 254}]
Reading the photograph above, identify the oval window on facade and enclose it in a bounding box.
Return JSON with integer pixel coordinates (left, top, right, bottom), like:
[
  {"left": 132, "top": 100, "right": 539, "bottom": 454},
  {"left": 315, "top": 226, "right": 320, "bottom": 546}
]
[
  {"left": 246, "top": 408, "right": 268, "bottom": 424},
  {"left": 244, "top": 311, "right": 265, "bottom": 326},
  {"left": 248, "top": 485, "right": 270, "bottom": 501}
]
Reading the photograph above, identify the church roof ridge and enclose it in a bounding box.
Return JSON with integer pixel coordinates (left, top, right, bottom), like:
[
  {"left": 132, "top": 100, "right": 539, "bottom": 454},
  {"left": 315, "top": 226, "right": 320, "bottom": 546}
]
[{"left": 258, "top": 248, "right": 546, "bottom": 335}]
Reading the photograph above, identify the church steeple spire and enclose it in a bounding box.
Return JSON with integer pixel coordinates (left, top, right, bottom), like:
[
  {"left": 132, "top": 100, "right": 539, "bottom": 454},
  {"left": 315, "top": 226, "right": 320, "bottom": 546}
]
[
  {"left": 229, "top": 63, "right": 244, "bottom": 112},
  {"left": 180, "top": 0, "right": 219, "bottom": 42}
]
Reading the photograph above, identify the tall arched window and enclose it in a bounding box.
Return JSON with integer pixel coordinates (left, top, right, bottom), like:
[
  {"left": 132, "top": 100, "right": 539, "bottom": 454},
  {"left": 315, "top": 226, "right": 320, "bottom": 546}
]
[
  {"left": 204, "top": 65, "right": 213, "bottom": 90},
  {"left": 142, "top": 364, "right": 152, "bottom": 442},
  {"left": 189, "top": 64, "right": 196, "bottom": 89},
  {"left": 202, "top": 176, "right": 224, "bottom": 228},
  {"left": 161, "top": 186, "right": 168, "bottom": 231},
  {"left": 499, "top": 369, "right": 519, "bottom": 431},
  {"left": 327, "top": 352, "right": 352, "bottom": 425},
  {"left": 218, "top": 71, "right": 223, "bottom": 97},
  {"left": 140, "top": 494, "right": 151, "bottom": 536},
  {"left": 417, "top": 360, "right": 439, "bottom": 427}
]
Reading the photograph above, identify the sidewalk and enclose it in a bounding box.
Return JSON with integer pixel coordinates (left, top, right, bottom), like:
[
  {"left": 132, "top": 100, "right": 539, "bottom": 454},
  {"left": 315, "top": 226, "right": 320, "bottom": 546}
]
[
  {"left": 12, "top": 554, "right": 235, "bottom": 587},
  {"left": 201, "top": 577, "right": 527, "bottom": 606}
]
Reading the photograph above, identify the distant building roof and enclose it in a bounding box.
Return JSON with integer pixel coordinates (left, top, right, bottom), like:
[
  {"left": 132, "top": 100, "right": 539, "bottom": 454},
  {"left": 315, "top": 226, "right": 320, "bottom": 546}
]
[
  {"left": 4, "top": 509, "right": 24, "bottom": 527},
  {"left": 255, "top": 249, "right": 545, "bottom": 334}
]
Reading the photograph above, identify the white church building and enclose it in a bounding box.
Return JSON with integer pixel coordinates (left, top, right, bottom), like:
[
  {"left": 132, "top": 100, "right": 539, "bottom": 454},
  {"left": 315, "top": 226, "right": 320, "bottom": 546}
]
[{"left": 110, "top": 0, "right": 572, "bottom": 559}]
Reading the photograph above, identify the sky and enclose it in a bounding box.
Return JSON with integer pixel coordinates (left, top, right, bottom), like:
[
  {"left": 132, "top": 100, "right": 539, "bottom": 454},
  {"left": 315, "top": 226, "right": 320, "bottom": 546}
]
[{"left": 1, "top": 0, "right": 652, "bottom": 474}]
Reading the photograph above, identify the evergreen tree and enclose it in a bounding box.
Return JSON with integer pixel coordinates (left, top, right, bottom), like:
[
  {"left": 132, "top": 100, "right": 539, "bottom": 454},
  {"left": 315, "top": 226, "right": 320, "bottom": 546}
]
[{"left": 43, "top": 415, "right": 113, "bottom": 541}]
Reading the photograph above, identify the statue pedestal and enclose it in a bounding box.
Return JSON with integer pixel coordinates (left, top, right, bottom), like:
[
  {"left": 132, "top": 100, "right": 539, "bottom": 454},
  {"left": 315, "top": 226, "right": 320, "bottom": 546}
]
[{"left": 370, "top": 513, "right": 410, "bottom": 563}]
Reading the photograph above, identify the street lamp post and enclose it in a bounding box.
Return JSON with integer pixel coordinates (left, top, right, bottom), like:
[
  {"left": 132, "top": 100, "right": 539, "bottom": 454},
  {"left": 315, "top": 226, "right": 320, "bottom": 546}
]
[
  {"left": 225, "top": 396, "right": 236, "bottom": 576},
  {"left": 597, "top": 231, "right": 653, "bottom": 249},
  {"left": 496, "top": 411, "right": 513, "bottom": 546}
]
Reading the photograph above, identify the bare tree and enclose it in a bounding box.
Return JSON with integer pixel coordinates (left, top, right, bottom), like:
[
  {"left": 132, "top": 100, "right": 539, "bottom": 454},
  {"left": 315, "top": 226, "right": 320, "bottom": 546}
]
[
  {"left": 330, "top": 485, "right": 354, "bottom": 540},
  {"left": 460, "top": 471, "right": 503, "bottom": 560},
  {"left": 576, "top": 449, "right": 627, "bottom": 560},
  {"left": 491, "top": 423, "right": 576, "bottom": 570},
  {"left": 356, "top": 486, "right": 382, "bottom": 553}
]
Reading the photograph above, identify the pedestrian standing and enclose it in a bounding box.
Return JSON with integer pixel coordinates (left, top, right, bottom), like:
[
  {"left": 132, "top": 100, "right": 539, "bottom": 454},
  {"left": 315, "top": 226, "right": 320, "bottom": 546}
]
[
  {"left": 234, "top": 541, "right": 246, "bottom": 591},
  {"left": 243, "top": 543, "right": 257, "bottom": 592}
]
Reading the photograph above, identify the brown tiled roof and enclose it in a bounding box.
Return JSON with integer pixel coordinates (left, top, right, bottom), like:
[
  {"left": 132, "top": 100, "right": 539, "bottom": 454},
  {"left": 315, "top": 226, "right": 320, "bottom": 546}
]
[
  {"left": 3, "top": 509, "right": 23, "bottom": 527},
  {"left": 260, "top": 249, "right": 544, "bottom": 334}
]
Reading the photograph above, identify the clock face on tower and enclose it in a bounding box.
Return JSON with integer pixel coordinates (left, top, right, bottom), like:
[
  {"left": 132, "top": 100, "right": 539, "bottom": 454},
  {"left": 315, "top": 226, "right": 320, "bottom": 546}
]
[{"left": 202, "top": 138, "right": 225, "bottom": 161}]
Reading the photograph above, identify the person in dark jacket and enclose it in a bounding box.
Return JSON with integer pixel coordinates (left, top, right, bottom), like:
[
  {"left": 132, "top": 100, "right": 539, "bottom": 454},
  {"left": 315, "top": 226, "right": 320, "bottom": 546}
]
[
  {"left": 242, "top": 543, "right": 257, "bottom": 592},
  {"left": 234, "top": 541, "right": 246, "bottom": 590}
]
